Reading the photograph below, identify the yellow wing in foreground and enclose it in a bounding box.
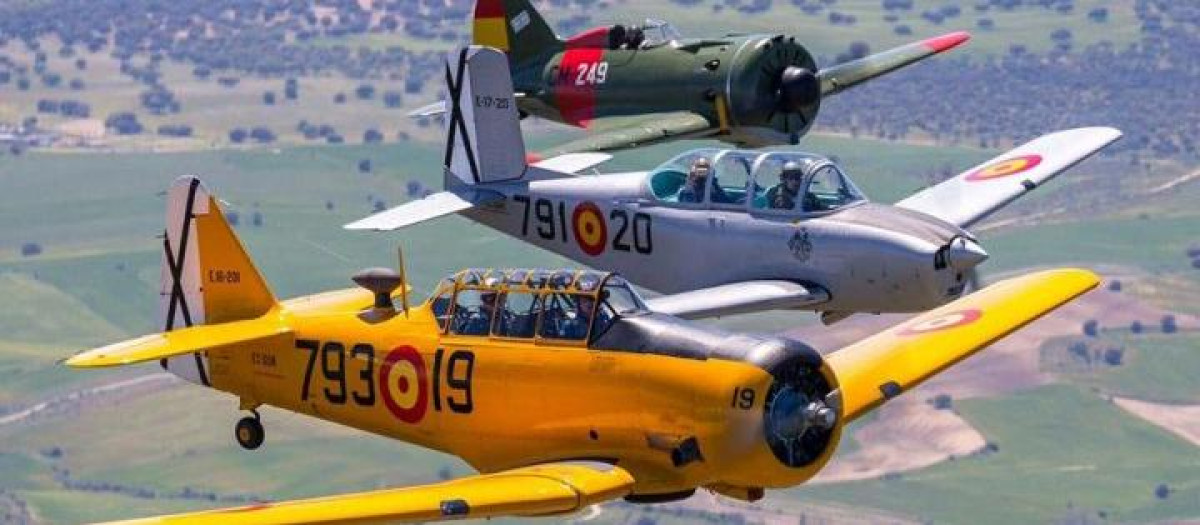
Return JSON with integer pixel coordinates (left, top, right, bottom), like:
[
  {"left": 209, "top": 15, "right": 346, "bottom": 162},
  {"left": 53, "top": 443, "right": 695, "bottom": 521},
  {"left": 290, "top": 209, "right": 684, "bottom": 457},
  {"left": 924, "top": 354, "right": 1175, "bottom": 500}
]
[
  {"left": 828, "top": 268, "right": 1099, "bottom": 422},
  {"left": 102, "top": 462, "right": 634, "bottom": 525},
  {"left": 64, "top": 314, "right": 289, "bottom": 368}
]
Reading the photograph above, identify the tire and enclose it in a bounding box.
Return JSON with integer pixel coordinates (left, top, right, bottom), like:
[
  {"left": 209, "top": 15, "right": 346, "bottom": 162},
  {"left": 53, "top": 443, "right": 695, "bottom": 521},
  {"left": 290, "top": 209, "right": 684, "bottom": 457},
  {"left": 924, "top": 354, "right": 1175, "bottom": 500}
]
[{"left": 235, "top": 416, "right": 265, "bottom": 450}]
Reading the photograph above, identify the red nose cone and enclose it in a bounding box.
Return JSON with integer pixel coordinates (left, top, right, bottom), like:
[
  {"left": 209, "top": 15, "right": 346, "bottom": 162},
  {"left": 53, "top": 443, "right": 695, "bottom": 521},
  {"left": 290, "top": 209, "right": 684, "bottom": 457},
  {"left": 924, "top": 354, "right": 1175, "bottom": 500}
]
[{"left": 923, "top": 31, "right": 971, "bottom": 53}]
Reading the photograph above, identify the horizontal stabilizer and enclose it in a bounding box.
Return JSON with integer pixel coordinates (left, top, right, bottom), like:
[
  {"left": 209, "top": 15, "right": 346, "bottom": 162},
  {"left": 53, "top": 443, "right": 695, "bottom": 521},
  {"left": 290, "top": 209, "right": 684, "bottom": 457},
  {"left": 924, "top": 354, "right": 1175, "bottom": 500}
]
[
  {"left": 92, "top": 461, "right": 633, "bottom": 524},
  {"left": 407, "top": 100, "right": 447, "bottom": 118},
  {"left": 532, "top": 152, "right": 613, "bottom": 174},
  {"left": 828, "top": 268, "right": 1098, "bottom": 423},
  {"left": 646, "top": 280, "right": 830, "bottom": 320},
  {"left": 65, "top": 314, "right": 290, "bottom": 368},
  {"left": 344, "top": 190, "right": 504, "bottom": 232},
  {"left": 896, "top": 127, "right": 1122, "bottom": 228}
]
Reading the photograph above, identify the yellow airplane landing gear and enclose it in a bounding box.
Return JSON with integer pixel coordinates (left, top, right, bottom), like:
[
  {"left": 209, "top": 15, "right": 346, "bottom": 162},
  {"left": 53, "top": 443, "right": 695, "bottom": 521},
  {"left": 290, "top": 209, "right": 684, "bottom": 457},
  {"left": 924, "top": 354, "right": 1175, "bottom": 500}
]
[{"left": 235, "top": 410, "right": 264, "bottom": 450}]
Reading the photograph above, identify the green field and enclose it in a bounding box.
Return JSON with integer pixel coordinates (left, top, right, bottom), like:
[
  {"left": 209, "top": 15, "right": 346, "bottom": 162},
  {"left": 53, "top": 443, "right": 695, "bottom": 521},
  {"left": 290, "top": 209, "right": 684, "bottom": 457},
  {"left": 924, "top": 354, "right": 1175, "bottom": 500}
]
[
  {"left": 772, "top": 384, "right": 1200, "bottom": 524},
  {"left": 613, "top": 0, "right": 1142, "bottom": 57},
  {"left": 1051, "top": 334, "right": 1200, "bottom": 404},
  {"left": 306, "top": 0, "right": 1145, "bottom": 59},
  {"left": 0, "top": 38, "right": 442, "bottom": 148}
]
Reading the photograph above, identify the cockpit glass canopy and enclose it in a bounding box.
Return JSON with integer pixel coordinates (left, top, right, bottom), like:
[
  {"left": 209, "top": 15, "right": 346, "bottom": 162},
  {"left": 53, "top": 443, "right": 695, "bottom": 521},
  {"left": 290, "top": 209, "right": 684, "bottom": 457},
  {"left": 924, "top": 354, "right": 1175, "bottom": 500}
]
[
  {"left": 648, "top": 149, "right": 867, "bottom": 213},
  {"left": 640, "top": 18, "right": 681, "bottom": 47},
  {"left": 430, "top": 269, "right": 648, "bottom": 343}
]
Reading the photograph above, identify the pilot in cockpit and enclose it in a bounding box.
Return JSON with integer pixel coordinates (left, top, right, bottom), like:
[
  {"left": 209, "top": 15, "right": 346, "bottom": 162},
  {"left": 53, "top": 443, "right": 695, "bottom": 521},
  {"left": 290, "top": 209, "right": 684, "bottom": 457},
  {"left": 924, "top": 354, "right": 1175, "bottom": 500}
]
[
  {"left": 678, "top": 158, "right": 734, "bottom": 204},
  {"left": 460, "top": 290, "right": 498, "bottom": 336},
  {"left": 766, "top": 161, "right": 805, "bottom": 210},
  {"left": 607, "top": 25, "right": 646, "bottom": 50}
]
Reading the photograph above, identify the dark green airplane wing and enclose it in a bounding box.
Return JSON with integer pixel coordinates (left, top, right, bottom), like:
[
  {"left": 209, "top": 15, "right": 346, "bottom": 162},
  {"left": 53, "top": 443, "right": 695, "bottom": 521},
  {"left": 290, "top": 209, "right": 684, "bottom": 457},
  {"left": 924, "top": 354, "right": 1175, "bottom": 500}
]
[
  {"left": 537, "top": 111, "right": 715, "bottom": 157},
  {"left": 819, "top": 32, "right": 969, "bottom": 96}
]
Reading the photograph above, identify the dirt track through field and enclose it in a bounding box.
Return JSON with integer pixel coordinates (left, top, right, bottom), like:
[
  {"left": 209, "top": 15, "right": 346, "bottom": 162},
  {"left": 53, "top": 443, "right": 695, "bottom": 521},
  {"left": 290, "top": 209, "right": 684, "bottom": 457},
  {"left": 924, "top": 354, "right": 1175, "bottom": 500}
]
[
  {"left": 813, "top": 397, "right": 986, "bottom": 484},
  {"left": 1114, "top": 397, "right": 1200, "bottom": 448},
  {"left": 0, "top": 373, "right": 175, "bottom": 428}
]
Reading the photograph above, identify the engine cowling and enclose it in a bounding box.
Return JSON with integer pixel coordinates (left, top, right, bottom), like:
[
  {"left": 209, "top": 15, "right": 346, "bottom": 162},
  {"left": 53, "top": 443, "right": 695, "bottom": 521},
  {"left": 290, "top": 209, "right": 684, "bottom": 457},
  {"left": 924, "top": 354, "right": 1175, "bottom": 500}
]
[
  {"left": 762, "top": 348, "right": 838, "bottom": 468},
  {"left": 726, "top": 36, "right": 821, "bottom": 143},
  {"left": 714, "top": 338, "right": 842, "bottom": 490}
]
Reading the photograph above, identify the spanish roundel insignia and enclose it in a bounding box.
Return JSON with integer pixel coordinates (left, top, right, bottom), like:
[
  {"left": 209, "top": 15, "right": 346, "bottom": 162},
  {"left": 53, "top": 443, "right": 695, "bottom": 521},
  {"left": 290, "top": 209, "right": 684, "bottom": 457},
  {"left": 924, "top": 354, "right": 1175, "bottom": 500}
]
[
  {"left": 379, "top": 345, "right": 428, "bottom": 424},
  {"left": 965, "top": 154, "right": 1043, "bottom": 182},
  {"left": 572, "top": 202, "right": 607, "bottom": 256},
  {"left": 899, "top": 309, "right": 983, "bottom": 337}
]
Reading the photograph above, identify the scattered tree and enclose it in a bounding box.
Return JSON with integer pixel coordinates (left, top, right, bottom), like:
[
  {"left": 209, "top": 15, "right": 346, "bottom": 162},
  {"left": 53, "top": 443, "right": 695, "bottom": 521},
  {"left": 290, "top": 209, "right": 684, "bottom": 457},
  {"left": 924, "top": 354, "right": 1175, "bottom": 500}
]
[
  {"left": 931, "top": 394, "right": 953, "bottom": 410},
  {"left": 1102, "top": 347, "right": 1124, "bottom": 366},
  {"left": 1162, "top": 315, "right": 1178, "bottom": 334},
  {"left": 1155, "top": 483, "right": 1170, "bottom": 500}
]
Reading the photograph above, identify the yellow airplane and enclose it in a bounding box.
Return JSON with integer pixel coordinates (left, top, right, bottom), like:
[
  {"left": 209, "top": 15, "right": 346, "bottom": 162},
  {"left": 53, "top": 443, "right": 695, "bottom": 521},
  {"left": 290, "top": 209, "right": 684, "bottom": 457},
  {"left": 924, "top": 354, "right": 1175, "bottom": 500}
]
[{"left": 67, "top": 176, "right": 1099, "bottom": 524}]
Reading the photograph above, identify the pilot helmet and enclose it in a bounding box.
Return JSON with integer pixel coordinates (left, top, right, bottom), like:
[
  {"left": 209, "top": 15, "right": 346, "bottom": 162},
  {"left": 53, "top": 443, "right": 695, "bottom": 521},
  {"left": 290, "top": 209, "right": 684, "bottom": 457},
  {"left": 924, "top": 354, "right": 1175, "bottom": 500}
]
[{"left": 781, "top": 161, "right": 805, "bottom": 181}]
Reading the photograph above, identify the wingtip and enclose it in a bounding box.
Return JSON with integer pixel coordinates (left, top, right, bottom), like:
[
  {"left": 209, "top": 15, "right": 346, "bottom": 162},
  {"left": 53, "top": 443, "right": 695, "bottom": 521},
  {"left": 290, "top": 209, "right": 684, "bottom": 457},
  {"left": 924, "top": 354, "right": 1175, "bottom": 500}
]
[
  {"left": 1029, "top": 267, "right": 1102, "bottom": 293},
  {"left": 1046, "top": 126, "right": 1124, "bottom": 144},
  {"left": 923, "top": 31, "right": 971, "bottom": 53},
  {"left": 63, "top": 352, "right": 102, "bottom": 368}
]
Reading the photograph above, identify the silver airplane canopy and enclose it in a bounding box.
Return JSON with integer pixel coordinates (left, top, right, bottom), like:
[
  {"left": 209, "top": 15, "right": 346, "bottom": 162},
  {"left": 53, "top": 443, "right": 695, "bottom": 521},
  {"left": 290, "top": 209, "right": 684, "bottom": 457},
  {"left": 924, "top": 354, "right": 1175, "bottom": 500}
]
[{"left": 347, "top": 46, "right": 1122, "bottom": 323}]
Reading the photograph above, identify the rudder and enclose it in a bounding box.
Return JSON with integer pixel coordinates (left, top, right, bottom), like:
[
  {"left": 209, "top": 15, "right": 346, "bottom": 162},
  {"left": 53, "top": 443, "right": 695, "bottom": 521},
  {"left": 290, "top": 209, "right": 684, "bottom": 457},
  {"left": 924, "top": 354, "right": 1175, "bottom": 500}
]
[
  {"left": 160, "top": 176, "right": 276, "bottom": 385},
  {"left": 444, "top": 46, "right": 529, "bottom": 186},
  {"left": 473, "top": 0, "right": 561, "bottom": 66}
]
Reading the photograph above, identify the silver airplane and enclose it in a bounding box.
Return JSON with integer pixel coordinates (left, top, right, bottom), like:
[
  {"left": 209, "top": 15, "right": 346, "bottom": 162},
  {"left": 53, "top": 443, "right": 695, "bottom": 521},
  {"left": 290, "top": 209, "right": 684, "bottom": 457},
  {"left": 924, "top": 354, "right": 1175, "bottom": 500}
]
[{"left": 349, "top": 46, "right": 1121, "bottom": 322}]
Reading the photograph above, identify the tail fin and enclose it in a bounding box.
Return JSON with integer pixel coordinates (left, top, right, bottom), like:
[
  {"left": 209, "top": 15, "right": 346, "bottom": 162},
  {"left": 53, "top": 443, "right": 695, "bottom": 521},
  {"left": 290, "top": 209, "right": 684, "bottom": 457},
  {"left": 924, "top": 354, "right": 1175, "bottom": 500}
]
[
  {"left": 444, "top": 46, "right": 529, "bottom": 185},
  {"left": 158, "top": 176, "right": 277, "bottom": 383},
  {"left": 473, "top": 0, "right": 562, "bottom": 66}
]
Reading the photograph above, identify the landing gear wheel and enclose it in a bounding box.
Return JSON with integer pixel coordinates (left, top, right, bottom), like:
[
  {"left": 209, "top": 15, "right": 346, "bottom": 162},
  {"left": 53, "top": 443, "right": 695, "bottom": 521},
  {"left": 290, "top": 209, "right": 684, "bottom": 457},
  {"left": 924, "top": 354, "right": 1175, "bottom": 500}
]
[{"left": 235, "top": 414, "right": 264, "bottom": 450}]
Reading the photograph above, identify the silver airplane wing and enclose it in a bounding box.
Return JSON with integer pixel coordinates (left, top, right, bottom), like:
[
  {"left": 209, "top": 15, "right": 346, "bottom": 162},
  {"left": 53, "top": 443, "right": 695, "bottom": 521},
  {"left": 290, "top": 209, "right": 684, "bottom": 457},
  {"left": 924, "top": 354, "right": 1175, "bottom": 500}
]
[
  {"left": 344, "top": 190, "right": 503, "bottom": 231},
  {"left": 531, "top": 152, "right": 612, "bottom": 174},
  {"left": 896, "top": 127, "right": 1122, "bottom": 229},
  {"left": 645, "top": 281, "right": 830, "bottom": 320}
]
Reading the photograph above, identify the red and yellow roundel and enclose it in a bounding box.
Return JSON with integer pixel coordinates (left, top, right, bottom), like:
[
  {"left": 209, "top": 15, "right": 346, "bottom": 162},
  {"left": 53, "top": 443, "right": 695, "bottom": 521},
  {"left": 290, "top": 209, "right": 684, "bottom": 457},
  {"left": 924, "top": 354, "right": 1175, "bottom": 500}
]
[
  {"left": 572, "top": 201, "right": 607, "bottom": 256},
  {"left": 965, "top": 154, "right": 1043, "bottom": 182},
  {"left": 899, "top": 309, "right": 983, "bottom": 337},
  {"left": 379, "top": 345, "right": 428, "bottom": 424}
]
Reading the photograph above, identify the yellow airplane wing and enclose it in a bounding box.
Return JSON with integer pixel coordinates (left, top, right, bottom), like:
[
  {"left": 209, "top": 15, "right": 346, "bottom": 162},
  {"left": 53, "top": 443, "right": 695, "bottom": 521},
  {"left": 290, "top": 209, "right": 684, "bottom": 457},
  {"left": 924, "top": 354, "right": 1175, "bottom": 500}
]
[
  {"left": 65, "top": 314, "right": 289, "bottom": 368},
  {"left": 827, "top": 268, "right": 1099, "bottom": 422},
  {"left": 100, "top": 461, "right": 634, "bottom": 524}
]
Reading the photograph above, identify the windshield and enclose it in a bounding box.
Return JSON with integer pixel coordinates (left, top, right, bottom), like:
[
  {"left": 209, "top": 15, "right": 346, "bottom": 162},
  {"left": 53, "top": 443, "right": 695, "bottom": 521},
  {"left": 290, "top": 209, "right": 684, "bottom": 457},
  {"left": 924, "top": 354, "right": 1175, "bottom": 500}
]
[
  {"left": 803, "top": 163, "right": 865, "bottom": 212},
  {"left": 599, "top": 276, "right": 647, "bottom": 316},
  {"left": 640, "top": 18, "right": 681, "bottom": 47}
]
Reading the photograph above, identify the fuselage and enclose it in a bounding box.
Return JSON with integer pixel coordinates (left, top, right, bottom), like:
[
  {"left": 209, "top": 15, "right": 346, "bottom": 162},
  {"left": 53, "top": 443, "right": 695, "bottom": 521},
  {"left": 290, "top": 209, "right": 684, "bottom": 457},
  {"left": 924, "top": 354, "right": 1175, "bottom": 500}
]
[
  {"left": 168, "top": 285, "right": 840, "bottom": 498},
  {"left": 515, "top": 31, "right": 818, "bottom": 147},
  {"left": 461, "top": 169, "right": 975, "bottom": 315}
]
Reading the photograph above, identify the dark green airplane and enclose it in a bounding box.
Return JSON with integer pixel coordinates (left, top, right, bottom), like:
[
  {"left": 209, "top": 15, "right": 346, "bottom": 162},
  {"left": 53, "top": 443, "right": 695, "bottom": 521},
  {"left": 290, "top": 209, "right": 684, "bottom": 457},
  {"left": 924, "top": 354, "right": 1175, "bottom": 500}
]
[{"left": 412, "top": 0, "right": 970, "bottom": 157}]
